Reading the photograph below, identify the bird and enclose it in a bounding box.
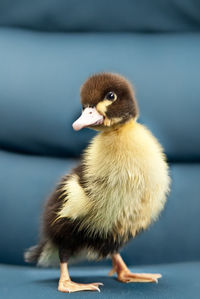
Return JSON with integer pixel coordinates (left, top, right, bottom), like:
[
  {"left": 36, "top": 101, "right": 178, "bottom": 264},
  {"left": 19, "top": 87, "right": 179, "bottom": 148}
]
[{"left": 25, "top": 72, "right": 170, "bottom": 293}]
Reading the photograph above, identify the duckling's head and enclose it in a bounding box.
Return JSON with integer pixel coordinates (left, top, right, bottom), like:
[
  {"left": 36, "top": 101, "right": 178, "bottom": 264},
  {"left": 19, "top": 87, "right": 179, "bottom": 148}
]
[{"left": 72, "top": 73, "right": 138, "bottom": 131}]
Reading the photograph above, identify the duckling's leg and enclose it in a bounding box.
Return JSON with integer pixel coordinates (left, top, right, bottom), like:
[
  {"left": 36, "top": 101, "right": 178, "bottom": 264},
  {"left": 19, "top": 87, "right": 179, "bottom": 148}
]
[
  {"left": 58, "top": 262, "right": 103, "bottom": 293},
  {"left": 109, "top": 253, "right": 161, "bottom": 283},
  {"left": 58, "top": 246, "right": 103, "bottom": 293}
]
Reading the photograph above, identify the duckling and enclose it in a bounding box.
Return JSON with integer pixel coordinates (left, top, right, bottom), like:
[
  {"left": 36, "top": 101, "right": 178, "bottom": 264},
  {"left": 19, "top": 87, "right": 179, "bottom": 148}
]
[{"left": 25, "top": 72, "right": 170, "bottom": 293}]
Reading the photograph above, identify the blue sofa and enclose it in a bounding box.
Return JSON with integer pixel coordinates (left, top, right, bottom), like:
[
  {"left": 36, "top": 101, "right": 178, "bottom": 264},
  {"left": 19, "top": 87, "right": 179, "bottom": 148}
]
[{"left": 0, "top": 1, "right": 200, "bottom": 298}]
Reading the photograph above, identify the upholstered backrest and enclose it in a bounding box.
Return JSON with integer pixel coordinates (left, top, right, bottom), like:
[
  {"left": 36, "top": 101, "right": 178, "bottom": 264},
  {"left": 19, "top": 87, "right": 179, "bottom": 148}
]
[
  {"left": 0, "top": 29, "right": 200, "bottom": 161},
  {"left": 0, "top": 0, "right": 200, "bottom": 32}
]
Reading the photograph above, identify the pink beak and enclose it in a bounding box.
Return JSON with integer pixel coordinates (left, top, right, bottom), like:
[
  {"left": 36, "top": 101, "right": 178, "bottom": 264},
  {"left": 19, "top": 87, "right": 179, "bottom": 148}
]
[{"left": 72, "top": 107, "right": 104, "bottom": 131}]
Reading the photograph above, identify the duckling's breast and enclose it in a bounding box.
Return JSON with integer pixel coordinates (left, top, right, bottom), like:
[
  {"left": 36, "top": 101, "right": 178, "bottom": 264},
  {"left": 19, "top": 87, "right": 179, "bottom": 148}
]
[{"left": 82, "top": 121, "right": 170, "bottom": 240}]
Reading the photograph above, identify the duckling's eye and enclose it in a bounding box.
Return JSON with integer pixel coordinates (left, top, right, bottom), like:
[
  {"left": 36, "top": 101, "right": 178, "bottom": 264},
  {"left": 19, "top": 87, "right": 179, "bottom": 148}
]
[{"left": 105, "top": 92, "right": 117, "bottom": 101}]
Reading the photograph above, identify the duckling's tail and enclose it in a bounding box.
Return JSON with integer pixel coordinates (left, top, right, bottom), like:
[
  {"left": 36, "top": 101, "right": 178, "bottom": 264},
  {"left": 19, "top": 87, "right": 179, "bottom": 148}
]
[
  {"left": 24, "top": 240, "right": 59, "bottom": 267},
  {"left": 24, "top": 242, "right": 45, "bottom": 264}
]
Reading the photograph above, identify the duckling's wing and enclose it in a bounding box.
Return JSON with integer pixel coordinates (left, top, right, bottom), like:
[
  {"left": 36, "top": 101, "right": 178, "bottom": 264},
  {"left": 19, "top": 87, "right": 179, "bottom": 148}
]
[
  {"left": 42, "top": 162, "right": 89, "bottom": 223},
  {"left": 53, "top": 165, "right": 91, "bottom": 221}
]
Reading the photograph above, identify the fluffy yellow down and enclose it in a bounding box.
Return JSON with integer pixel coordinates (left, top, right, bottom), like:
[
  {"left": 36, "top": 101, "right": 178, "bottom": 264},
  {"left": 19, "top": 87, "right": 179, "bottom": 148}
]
[{"left": 58, "top": 119, "right": 170, "bottom": 239}]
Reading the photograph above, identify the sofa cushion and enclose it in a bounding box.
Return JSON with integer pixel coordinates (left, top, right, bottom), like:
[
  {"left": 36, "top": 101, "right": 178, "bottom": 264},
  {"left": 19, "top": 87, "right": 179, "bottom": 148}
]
[
  {"left": 0, "top": 150, "right": 77, "bottom": 265},
  {"left": 0, "top": 28, "right": 200, "bottom": 161},
  {"left": 0, "top": 1, "right": 200, "bottom": 32},
  {"left": 0, "top": 149, "right": 200, "bottom": 265},
  {"left": 0, "top": 262, "right": 200, "bottom": 299}
]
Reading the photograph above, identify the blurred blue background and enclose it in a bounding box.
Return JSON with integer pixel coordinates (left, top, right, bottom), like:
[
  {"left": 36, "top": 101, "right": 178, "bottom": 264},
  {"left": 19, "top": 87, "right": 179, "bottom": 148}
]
[{"left": 0, "top": 1, "right": 200, "bottom": 298}]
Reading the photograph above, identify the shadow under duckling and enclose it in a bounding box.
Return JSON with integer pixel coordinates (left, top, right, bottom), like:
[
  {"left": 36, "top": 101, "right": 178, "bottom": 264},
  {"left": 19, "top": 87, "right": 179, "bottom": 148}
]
[{"left": 25, "top": 72, "right": 170, "bottom": 293}]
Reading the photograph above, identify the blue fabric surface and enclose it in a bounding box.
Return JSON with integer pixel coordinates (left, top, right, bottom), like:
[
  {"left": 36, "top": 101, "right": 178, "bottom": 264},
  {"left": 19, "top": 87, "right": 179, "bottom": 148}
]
[
  {"left": 0, "top": 0, "right": 200, "bottom": 32},
  {"left": 0, "top": 262, "right": 200, "bottom": 299},
  {"left": 0, "top": 150, "right": 77, "bottom": 265},
  {"left": 0, "top": 28, "right": 200, "bottom": 161},
  {"left": 1, "top": 149, "right": 200, "bottom": 266}
]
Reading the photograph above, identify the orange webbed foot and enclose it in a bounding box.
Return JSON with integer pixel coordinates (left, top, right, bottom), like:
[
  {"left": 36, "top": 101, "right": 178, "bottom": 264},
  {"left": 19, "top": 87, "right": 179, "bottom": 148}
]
[
  {"left": 109, "top": 253, "right": 162, "bottom": 284},
  {"left": 117, "top": 271, "right": 161, "bottom": 283},
  {"left": 58, "top": 280, "right": 103, "bottom": 293}
]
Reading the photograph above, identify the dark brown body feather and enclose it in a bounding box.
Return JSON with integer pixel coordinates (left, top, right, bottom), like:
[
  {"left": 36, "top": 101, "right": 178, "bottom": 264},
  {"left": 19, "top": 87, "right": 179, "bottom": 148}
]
[
  {"left": 42, "top": 165, "right": 131, "bottom": 262},
  {"left": 25, "top": 164, "right": 132, "bottom": 265}
]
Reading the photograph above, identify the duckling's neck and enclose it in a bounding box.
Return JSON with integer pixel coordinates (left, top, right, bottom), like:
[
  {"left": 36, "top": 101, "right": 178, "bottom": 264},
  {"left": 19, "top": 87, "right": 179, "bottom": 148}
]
[
  {"left": 97, "top": 118, "right": 138, "bottom": 155},
  {"left": 84, "top": 118, "right": 139, "bottom": 179},
  {"left": 101, "top": 118, "right": 136, "bottom": 136}
]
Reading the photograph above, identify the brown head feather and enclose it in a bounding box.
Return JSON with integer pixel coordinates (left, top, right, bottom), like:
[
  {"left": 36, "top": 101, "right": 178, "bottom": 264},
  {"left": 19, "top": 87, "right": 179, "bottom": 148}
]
[{"left": 80, "top": 73, "right": 138, "bottom": 129}]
